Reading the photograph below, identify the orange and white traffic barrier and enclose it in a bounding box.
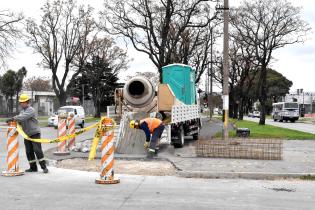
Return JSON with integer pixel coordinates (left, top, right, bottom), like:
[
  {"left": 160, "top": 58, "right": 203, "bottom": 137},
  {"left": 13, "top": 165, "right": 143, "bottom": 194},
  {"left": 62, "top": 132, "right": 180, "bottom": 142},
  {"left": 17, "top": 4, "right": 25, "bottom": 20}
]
[
  {"left": 95, "top": 118, "right": 119, "bottom": 184},
  {"left": 67, "top": 115, "right": 76, "bottom": 150},
  {"left": 2, "top": 121, "right": 24, "bottom": 176},
  {"left": 54, "top": 114, "right": 70, "bottom": 156}
]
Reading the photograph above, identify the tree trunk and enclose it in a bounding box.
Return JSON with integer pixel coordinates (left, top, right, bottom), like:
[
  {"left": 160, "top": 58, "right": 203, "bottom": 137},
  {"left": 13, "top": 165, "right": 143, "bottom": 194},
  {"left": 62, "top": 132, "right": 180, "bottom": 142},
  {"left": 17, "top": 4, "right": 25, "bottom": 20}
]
[
  {"left": 10, "top": 96, "right": 14, "bottom": 116},
  {"left": 259, "top": 65, "right": 267, "bottom": 125},
  {"left": 238, "top": 99, "right": 244, "bottom": 120},
  {"left": 58, "top": 90, "right": 67, "bottom": 106},
  {"left": 94, "top": 99, "right": 101, "bottom": 118}
]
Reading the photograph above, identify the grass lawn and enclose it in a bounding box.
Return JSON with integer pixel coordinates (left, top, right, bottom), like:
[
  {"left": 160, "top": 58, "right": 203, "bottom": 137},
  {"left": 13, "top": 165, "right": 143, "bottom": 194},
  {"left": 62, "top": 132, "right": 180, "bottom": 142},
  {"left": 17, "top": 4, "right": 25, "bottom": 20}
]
[
  {"left": 215, "top": 119, "right": 315, "bottom": 140},
  {"left": 85, "top": 117, "right": 101, "bottom": 123}
]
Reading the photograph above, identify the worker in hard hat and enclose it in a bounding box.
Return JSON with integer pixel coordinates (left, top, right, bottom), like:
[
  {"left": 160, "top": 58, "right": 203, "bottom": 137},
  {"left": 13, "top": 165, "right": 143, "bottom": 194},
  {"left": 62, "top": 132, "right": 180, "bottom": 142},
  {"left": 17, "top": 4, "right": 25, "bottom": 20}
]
[
  {"left": 8, "top": 94, "right": 48, "bottom": 173},
  {"left": 130, "top": 117, "right": 165, "bottom": 159}
]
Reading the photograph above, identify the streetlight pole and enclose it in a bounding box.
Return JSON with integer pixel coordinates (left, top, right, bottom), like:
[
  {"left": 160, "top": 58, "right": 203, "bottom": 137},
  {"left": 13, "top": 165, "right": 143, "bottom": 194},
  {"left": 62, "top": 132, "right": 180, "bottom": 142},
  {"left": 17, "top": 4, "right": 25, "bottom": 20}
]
[{"left": 222, "top": 0, "right": 230, "bottom": 140}]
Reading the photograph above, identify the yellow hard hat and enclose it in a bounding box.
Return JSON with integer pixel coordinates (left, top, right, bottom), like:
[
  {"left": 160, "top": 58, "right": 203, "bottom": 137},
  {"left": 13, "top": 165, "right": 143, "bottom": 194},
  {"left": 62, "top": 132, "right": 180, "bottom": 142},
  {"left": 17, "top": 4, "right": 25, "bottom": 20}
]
[
  {"left": 129, "top": 120, "right": 139, "bottom": 129},
  {"left": 130, "top": 120, "right": 136, "bottom": 129},
  {"left": 19, "top": 94, "right": 30, "bottom": 103}
]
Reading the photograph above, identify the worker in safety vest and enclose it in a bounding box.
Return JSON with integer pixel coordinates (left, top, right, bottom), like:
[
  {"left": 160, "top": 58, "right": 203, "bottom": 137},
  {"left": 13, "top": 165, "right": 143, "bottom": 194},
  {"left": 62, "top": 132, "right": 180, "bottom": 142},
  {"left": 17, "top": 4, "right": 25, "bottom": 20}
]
[{"left": 130, "top": 117, "right": 165, "bottom": 158}]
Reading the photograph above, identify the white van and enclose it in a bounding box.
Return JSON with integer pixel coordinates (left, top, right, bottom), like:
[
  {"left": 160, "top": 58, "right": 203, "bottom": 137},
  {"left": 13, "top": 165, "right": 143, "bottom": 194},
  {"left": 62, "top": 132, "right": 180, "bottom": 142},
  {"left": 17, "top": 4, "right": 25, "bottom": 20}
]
[{"left": 53, "top": 106, "right": 85, "bottom": 128}]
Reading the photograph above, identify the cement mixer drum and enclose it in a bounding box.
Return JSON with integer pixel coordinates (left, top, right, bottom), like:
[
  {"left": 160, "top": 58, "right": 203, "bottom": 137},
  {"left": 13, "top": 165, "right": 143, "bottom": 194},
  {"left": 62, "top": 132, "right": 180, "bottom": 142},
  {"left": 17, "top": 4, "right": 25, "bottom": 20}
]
[{"left": 123, "top": 76, "right": 155, "bottom": 108}]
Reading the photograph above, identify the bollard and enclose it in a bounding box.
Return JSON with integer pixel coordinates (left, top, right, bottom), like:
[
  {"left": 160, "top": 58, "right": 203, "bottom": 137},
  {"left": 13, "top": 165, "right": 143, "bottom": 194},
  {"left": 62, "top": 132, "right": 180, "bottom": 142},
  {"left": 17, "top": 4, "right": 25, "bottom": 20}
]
[
  {"left": 67, "top": 114, "right": 76, "bottom": 150},
  {"left": 54, "top": 113, "right": 70, "bottom": 156},
  {"left": 2, "top": 121, "right": 24, "bottom": 177},
  {"left": 95, "top": 118, "right": 120, "bottom": 184}
]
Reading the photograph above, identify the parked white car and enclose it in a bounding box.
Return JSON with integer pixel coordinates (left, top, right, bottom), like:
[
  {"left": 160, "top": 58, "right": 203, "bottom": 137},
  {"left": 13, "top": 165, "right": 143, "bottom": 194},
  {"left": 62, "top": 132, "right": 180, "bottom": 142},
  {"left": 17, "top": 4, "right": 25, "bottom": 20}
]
[
  {"left": 47, "top": 112, "right": 58, "bottom": 126},
  {"left": 48, "top": 106, "right": 85, "bottom": 129},
  {"left": 253, "top": 111, "right": 260, "bottom": 118},
  {"left": 248, "top": 111, "right": 260, "bottom": 118}
]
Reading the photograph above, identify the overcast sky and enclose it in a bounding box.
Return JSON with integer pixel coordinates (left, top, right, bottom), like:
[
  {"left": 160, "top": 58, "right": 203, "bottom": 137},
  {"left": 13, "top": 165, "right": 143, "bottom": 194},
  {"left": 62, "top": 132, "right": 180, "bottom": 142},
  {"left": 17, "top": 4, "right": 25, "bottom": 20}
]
[{"left": 1, "top": 0, "right": 315, "bottom": 93}]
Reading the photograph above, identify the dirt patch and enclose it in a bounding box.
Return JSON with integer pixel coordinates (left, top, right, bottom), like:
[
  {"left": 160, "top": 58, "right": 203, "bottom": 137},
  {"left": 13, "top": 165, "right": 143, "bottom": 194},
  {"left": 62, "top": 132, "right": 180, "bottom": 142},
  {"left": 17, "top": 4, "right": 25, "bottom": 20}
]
[{"left": 56, "top": 158, "right": 176, "bottom": 176}]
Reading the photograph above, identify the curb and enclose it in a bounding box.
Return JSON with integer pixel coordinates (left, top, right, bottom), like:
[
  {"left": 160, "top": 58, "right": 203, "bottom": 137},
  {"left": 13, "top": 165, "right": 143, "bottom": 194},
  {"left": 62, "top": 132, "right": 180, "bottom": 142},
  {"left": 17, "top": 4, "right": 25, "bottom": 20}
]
[
  {"left": 45, "top": 149, "right": 315, "bottom": 180},
  {"left": 177, "top": 171, "right": 315, "bottom": 180}
]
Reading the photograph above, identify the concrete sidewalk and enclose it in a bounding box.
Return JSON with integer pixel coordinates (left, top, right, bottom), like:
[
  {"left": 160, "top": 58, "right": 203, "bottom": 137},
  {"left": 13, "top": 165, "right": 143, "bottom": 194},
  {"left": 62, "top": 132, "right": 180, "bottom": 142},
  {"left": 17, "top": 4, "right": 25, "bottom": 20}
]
[{"left": 45, "top": 139, "right": 315, "bottom": 180}]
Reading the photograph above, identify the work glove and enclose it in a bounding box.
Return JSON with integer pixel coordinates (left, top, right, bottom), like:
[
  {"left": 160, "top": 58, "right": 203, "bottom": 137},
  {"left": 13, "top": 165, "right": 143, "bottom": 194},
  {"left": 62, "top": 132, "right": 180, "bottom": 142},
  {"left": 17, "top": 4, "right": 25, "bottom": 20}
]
[{"left": 144, "top": 141, "right": 150, "bottom": 149}]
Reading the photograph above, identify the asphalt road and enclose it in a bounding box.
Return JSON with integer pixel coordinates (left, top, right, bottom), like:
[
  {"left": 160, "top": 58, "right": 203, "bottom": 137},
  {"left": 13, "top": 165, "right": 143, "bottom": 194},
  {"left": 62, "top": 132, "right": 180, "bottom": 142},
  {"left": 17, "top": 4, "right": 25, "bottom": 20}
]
[
  {"left": 1, "top": 168, "right": 315, "bottom": 210},
  {"left": 244, "top": 117, "right": 315, "bottom": 134},
  {"left": 1, "top": 121, "right": 315, "bottom": 209}
]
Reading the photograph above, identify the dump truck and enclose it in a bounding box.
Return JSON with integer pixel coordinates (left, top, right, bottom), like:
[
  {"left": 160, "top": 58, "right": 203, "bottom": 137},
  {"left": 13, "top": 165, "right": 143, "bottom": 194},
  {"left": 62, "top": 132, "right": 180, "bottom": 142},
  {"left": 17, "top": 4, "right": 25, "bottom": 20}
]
[{"left": 120, "top": 64, "right": 201, "bottom": 148}]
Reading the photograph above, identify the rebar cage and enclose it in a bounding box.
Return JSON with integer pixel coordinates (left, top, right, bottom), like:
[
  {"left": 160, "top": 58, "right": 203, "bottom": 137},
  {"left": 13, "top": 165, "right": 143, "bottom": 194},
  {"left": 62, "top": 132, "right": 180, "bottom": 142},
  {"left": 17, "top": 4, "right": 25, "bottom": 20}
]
[{"left": 196, "top": 139, "right": 283, "bottom": 160}]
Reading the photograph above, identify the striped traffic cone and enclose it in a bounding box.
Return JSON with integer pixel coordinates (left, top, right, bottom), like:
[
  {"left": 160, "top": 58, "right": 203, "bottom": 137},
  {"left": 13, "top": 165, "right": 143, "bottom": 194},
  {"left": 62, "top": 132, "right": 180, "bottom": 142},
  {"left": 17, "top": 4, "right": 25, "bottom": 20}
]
[
  {"left": 54, "top": 113, "right": 70, "bottom": 156},
  {"left": 95, "top": 118, "right": 120, "bottom": 184},
  {"left": 67, "top": 115, "right": 76, "bottom": 150},
  {"left": 2, "top": 121, "right": 24, "bottom": 177}
]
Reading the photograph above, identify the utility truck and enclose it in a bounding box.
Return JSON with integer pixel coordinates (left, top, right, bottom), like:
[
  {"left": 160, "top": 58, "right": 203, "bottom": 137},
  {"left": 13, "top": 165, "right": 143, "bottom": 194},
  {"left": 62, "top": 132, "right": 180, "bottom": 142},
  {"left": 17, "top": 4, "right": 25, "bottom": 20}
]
[{"left": 121, "top": 64, "right": 201, "bottom": 148}]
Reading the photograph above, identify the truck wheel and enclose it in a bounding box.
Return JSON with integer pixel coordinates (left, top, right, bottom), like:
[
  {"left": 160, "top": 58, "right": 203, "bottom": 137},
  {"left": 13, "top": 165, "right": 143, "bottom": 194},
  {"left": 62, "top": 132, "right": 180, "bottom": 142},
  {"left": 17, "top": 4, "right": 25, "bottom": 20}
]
[
  {"left": 193, "top": 127, "right": 200, "bottom": 140},
  {"left": 290, "top": 119, "right": 295, "bottom": 123},
  {"left": 173, "top": 125, "right": 184, "bottom": 148}
]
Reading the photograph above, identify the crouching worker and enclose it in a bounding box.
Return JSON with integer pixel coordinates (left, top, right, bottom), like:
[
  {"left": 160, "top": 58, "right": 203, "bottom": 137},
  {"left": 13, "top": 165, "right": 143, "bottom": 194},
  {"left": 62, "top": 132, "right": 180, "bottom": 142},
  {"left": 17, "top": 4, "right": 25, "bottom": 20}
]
[
  {"left": 130, "top": 117, "right": 165, "bottom": 159},
  {"left": 9, "top": 94, "right": 48, "bottom": 173}
]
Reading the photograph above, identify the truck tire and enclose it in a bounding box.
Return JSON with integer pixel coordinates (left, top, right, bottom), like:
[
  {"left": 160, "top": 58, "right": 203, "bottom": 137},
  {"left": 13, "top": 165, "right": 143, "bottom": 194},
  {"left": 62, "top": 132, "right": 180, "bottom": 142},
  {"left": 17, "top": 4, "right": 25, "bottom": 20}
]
[
  {"left": 192, "top": 119, "right": 201, "bottom": 140},
  {"left": 173, "top": 125, "right": 184, "bottom": 148},
  {"left": 193, "top": 127, "right": 200, "bottom": 140}
]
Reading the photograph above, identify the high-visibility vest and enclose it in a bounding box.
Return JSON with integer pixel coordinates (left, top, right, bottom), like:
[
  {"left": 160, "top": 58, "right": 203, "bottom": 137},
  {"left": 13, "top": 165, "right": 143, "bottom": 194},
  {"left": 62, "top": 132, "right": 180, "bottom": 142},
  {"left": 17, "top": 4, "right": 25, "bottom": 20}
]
[{"left": 142, "top": 118, "right": 163, "bottom": 133}]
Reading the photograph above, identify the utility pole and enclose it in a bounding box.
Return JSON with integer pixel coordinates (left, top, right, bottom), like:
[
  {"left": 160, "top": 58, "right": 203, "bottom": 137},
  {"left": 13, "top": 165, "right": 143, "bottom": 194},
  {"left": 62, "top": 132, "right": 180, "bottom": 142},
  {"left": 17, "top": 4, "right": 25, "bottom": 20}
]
[
  {"left": 222, "top": 0, "right": 230, "bottom": 140},
  {"left": 209, "top": 26, "right": 213, "bottom": 120}
]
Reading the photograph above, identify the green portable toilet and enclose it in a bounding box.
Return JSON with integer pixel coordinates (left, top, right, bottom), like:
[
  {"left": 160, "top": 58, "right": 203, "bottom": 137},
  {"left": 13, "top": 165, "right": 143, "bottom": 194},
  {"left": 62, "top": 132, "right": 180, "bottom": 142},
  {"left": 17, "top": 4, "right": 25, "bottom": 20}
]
[{"left": 162, "top": 64, "right": 196, "bottom": 105}]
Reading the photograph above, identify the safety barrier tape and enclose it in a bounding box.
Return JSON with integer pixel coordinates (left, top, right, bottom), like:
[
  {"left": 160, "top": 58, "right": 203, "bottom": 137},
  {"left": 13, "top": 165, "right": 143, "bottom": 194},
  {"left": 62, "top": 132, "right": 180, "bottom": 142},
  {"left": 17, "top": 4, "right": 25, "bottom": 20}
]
[
  {"left": 4, "top": 117, "right": 115, "bottom": 161},
  {"left": 15, "top": 118, "right": 116, "bottom": 144}
]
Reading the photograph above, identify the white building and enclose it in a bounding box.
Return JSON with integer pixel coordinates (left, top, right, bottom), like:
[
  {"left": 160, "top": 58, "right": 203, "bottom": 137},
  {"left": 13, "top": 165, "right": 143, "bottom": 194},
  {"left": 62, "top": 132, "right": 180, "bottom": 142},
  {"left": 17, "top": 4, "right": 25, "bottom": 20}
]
[
  {"left": 284, "top": 91, "right": 315, "bottom": 114},
  {"left": 0, "top": 91, "right": 56, "bottom": 116}
]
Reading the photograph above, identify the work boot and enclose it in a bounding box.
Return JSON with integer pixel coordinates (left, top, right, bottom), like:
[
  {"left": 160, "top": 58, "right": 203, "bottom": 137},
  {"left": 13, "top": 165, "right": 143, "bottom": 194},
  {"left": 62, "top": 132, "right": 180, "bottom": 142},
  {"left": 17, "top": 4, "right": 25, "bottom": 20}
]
[
  {"left": 146, "top": 149, "right": 155, "bottom": 159},
  {"left": 25, "top": 168, "right": 38, "bottom": 172},
  {"left": 43, "top": 168, "right": 49, "bottom": 173}
]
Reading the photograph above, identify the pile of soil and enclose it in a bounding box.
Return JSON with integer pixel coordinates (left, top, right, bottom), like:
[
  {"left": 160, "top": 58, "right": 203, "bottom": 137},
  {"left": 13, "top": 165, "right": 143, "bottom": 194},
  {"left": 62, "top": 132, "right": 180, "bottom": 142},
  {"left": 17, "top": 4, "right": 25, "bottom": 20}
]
[{"left": 56, "top": 158, "right": 176, "bottom": 176}]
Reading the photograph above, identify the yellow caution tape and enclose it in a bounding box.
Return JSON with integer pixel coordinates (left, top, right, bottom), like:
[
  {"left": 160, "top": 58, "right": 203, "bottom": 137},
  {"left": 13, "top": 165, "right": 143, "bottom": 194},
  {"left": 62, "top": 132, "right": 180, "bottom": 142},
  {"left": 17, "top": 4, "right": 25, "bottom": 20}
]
[
  {"left": 16, "top": 122, "right": 98, "bottom": 143},
  {"left": 13, "top": 117, "right": 116, "bottom": 161},
  {"left": 88, "top": 120, "right": 103, "bottom": 160},
  {"left": 15, "top": 118, "right": 115, "bottom": 144},
  {"left": 88, "top": 118, "right": 116, "bottom": 160}
]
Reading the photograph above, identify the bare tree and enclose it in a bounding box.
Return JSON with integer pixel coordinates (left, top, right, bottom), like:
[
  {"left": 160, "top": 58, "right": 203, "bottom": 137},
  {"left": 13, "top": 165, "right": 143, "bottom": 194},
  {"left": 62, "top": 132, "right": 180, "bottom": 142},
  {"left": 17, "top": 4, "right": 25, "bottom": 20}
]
[
  {"left": 228, "top": 35, "right": 258, "bottom": 119},
  {"left": 24, "top": 76, "right": 52, "bottom": 91},
  {"left": 230, "top": 0, "right": 311, "bottom": 125},
  {"left": 0, "top": 10, "right": 24, "bottom": 68},
  {"left": 26, "top": 0, "right": 95, "bottom": 105},
  {"left": 68, "top": 37, "right": 129, "bottom": 117},
  {"left": 102, "top": 0, "right": 217, "bottom": 81}
]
